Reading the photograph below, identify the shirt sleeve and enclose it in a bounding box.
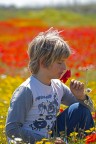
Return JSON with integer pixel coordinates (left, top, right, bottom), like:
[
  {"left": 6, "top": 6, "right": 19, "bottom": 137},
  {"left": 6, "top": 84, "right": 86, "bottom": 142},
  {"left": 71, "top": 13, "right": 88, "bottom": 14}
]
[
  {"left": 5, "top": 86, "right": 33, "bottom": 139},
  {"left": 61, "top": 83, "right": 78, "bottom": 106}
]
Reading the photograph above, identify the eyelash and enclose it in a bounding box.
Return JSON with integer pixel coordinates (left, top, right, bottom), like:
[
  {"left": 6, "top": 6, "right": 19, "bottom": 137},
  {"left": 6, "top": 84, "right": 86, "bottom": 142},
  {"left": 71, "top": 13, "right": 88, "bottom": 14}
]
[{"left": 58, "top": 62, "right": 62, "bottom": 64}]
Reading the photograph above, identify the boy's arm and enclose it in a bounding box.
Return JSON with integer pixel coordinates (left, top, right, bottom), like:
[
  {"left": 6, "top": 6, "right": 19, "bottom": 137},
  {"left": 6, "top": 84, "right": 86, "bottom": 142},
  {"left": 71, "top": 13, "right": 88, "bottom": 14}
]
[
  {"left": 5, "top": 86, "right": 34, "bottom": 143},
  {"left": 61, "top": 83, "right": 94, "bottom": 112},
  {"left": 61, "top": 83, "right": 77, "bottom": 105}
]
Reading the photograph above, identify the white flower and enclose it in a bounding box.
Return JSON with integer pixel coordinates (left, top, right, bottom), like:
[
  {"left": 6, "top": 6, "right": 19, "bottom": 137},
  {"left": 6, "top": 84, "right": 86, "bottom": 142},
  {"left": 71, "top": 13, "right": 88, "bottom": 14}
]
[
  {"left": 85, "top": 88, "right": 92, "bottom": 93},
  {"left": 14, "top": 137, "right": 23, "bottom": 143}
]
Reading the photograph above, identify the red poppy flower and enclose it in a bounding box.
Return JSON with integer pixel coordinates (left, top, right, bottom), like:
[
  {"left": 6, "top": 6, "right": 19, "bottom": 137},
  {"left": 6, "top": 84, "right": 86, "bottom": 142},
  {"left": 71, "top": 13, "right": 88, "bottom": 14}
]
[
  {"left": 75, "top": 72, "right": 81, "bottom": 78},
  {"left": 59, "top": 109, "right": 64, "bottom": 113},
  {"left": 60, "top": 70, "right": 71, "bottom": 83},
  {"left": 86, "top": 133, "right": 96, "bottom": 144}
]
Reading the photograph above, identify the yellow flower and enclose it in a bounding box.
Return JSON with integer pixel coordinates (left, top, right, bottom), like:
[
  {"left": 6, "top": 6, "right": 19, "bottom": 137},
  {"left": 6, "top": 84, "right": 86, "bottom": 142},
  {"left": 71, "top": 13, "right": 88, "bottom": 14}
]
[
  {"left": 48, "top": 131, "right": 52, "bottom": 135},
  {"left": 90, "top": 127, "right": 96, "bottom": 132},
  {"left": 42, "top": 138, "right": 48, "bottom": 141},
  {"left": 45, "top": 142, "right": 52, "bottom": 144},
  {"left": 85, "top": 130, "right": 91, "bottom": 133},
  {"left": 70, "top": 132, "right": 78, "bottom": 137},
  {"left": 36, "top": 142, "right": 43, "bottom": 144}
]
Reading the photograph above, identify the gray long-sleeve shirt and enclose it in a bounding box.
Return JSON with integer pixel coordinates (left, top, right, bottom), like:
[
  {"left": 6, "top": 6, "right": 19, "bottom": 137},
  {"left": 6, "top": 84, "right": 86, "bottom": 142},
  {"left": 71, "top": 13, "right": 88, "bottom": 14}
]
[{"left": 5, "top": 76, "right": 93, "bottom": 143}]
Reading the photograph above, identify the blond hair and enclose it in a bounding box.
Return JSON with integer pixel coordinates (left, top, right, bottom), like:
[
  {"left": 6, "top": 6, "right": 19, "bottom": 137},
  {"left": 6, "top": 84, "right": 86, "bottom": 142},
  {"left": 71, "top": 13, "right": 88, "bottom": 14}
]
[{"left": 28, "top": 27, "right": 71, "bottom": 74}]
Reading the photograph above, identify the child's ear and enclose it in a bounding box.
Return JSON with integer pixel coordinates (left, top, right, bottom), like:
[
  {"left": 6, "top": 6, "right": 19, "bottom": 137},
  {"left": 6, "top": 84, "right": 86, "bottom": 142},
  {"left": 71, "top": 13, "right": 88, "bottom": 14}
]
[{"left": 40, "top": 58, "right": 45, "bottom": 68}]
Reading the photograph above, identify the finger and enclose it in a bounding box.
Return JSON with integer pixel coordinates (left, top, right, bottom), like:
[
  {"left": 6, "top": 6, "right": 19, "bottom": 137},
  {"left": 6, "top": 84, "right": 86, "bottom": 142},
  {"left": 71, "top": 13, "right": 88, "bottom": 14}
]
[
  {"left": 78, "top": 82, "right": 84, "bottom": 90},
  {"left": 75, "top": 81, "right": 84, "bottom": 90},
  {"left": 70, "top": 80, "right": 78, "bottom": 89},
  {"left": 75, "top": 81, "right": 81, "bottom": 89},
  {"left": 70, "top": 79, "right": 75, "bottom": 84},
  {"left": 70, "top": 79, "right": 75, "bottom": 88},
  {"left": 70, "top": 80, "right": 84, "bottom": 90}
]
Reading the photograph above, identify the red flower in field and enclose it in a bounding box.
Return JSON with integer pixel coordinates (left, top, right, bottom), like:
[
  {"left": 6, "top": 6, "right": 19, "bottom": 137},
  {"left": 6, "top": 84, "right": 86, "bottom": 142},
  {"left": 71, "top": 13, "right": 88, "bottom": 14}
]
[
  {"left": 0, "top": 68, "right": 5, "bottom": 74},
  {"left": 75, "top": 72, "right": 81, "bottom": 77},
  {"left": 85, "top": 133, "right": 96, "bottom": 144},
  {"left": 60, "top": 70, "right": 71, "bottom": 83},
  {"left": 59, "top": 108, "right": 64, "bottom": 113}
]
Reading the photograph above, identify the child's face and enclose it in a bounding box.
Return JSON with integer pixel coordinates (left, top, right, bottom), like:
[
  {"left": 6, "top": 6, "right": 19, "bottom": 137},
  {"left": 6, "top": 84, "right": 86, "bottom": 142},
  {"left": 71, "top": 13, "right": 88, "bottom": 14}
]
[{"left": 47, "top": 58, "right": 67, "bottom": 79}]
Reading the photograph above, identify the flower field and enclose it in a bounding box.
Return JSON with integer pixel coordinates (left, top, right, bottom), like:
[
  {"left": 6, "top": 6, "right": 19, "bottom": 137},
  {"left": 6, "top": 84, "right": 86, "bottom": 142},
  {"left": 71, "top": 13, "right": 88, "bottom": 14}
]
[{"left": 0, "top": 8, "right": 96, "bottom": 143}]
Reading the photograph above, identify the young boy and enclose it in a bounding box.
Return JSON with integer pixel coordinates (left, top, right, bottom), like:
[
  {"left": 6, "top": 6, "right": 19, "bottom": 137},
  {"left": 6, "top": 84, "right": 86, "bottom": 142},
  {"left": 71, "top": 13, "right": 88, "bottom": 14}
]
[{"left": 5, "top": 28, "right": 94, "bottom": 144}]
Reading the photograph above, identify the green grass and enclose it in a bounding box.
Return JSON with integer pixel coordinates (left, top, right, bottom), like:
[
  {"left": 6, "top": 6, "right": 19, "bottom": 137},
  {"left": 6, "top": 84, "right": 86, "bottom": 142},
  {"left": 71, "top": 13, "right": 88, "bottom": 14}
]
[{"left": 0, "top": 7, "right": 96, "bottom": 27}]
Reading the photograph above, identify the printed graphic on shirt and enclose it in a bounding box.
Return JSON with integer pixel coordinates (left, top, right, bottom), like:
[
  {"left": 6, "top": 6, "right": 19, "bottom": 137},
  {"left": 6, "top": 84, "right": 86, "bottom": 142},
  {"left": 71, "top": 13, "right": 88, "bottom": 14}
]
[
  {"left": 29, "top": 93, "right": 59, "bottom": 131},
  {"left": 29, "top": 118, "right": 47, "bottom": 131}
]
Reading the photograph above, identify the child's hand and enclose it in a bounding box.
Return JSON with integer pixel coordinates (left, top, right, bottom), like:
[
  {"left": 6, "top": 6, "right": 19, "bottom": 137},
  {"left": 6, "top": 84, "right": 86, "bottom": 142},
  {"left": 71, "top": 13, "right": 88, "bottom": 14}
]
[
  {"left": 54, "top": 137, "right": 65, "bottom": 144},
  {"left": 70, "top": 79, "right": 86, "bottom": 100}
]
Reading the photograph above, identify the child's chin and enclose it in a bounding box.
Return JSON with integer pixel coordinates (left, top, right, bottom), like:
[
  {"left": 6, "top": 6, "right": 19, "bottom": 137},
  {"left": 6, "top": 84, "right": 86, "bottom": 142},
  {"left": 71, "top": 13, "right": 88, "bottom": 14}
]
[{"left": 54, "top": 76, "right": 60, "bottom": 79}]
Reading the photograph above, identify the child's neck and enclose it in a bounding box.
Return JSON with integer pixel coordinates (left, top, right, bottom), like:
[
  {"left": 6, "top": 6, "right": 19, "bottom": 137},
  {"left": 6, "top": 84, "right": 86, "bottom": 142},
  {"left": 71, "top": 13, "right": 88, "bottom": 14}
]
[{"left": 33, "top": 73, "right": 51, "bottom": 86}]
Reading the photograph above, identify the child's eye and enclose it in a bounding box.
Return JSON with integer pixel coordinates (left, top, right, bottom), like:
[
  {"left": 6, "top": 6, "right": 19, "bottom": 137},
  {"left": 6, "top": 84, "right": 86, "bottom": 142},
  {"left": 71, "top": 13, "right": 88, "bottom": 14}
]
[{"left": 58, "top": 62, "right": 62, "bottom": 64}]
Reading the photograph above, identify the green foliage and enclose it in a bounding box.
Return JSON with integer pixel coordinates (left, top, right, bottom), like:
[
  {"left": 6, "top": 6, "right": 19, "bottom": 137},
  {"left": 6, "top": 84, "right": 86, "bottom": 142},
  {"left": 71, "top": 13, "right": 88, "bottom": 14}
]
[{"left": 0, "top": 7, "right": 96, "bottom": 27}]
